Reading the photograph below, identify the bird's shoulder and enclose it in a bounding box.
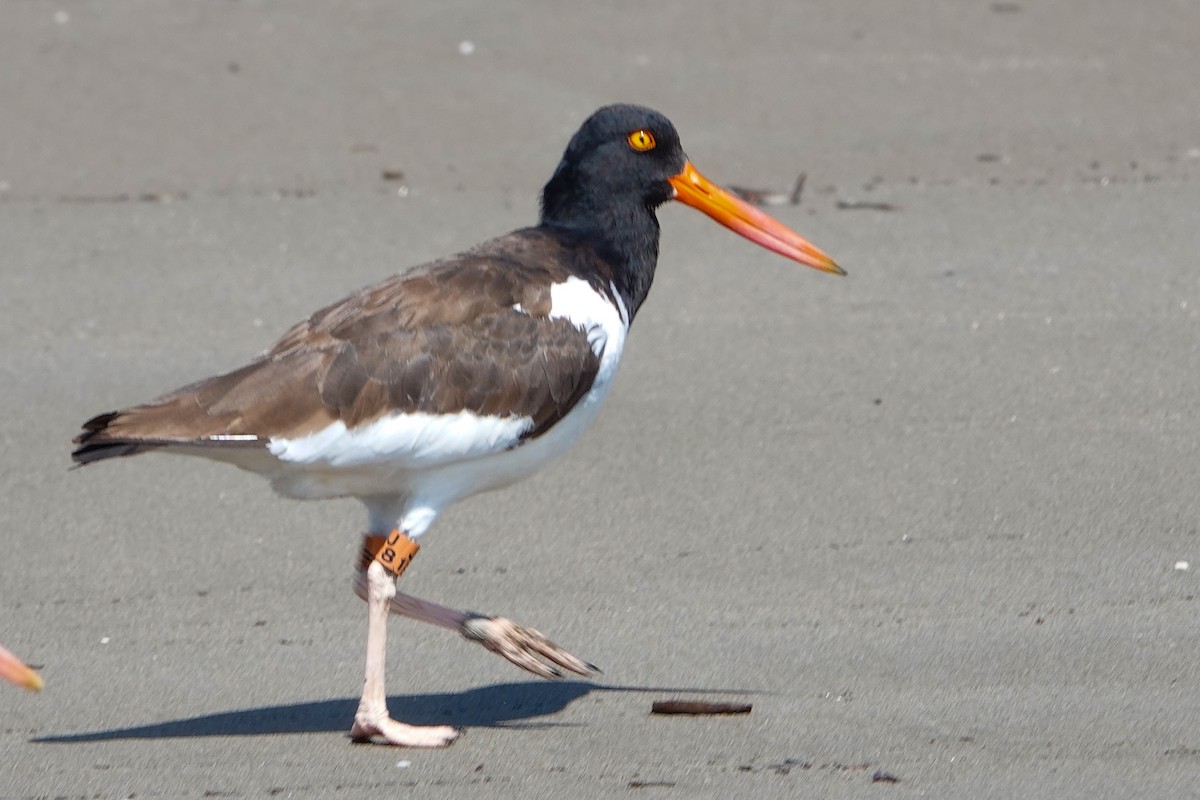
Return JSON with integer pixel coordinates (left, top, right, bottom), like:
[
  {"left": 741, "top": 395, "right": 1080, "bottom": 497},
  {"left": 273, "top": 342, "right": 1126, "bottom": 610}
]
[{"left": 268, "top": 228, "right": 617, "bottom": 357}]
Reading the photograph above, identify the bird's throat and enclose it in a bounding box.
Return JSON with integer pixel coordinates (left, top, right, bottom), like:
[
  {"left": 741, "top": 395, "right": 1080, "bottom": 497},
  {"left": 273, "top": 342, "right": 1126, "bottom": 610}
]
[{"left": 540, "top": 193, "right": 661, "bottom": 320}]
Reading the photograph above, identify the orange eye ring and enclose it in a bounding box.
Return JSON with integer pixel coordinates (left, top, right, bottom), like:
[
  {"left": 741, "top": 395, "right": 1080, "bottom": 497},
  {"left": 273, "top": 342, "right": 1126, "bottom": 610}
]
[{"left": 627, "top": 129, "right": 656, "bottom": 152}]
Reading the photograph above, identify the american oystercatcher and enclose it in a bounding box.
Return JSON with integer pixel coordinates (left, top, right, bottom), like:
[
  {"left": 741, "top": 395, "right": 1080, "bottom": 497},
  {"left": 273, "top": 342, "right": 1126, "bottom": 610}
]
[
  {"left": 0, "top": 642, "right": 42, "bottom": 692},
  {"left": 73, "top": 104, "right": 842, "bottom": 747}
]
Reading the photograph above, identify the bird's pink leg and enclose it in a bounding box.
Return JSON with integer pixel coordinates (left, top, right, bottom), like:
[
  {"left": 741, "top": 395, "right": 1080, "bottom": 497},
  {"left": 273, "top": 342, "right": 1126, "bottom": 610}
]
[
  {"left": 349, "top": 559, "right": 459, "bottom": 747},
  {"left": 353, "top": 570, "right": 599, "bottom": 680}
]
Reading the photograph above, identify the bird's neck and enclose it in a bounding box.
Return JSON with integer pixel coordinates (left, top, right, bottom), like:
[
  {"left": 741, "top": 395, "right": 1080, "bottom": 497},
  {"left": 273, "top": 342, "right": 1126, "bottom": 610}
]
[{"left": 540, "top": 179, "right": 660, "bottom": 320}]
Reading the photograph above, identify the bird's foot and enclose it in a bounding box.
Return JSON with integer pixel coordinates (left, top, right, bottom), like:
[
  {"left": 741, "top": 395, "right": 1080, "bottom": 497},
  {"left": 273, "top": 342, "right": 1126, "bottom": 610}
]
[
  {"left": 350, "top": 714, "right": 459, "bottom": 748},
  {"left": 460, "top": 615, "right": 600, "bottom": 679}
]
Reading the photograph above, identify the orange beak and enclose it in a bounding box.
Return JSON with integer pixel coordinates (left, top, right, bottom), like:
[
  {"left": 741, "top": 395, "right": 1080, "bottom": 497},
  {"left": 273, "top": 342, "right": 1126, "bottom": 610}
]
[
  {"left": 0, "top": 642, "right": 43, "bottom": 692},
  {"left": 668, "top": 162, "right": 844, "bottom": 275}
]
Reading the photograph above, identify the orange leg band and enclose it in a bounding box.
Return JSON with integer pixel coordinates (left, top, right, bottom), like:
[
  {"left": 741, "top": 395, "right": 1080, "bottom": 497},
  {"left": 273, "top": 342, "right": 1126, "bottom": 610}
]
[{"left": 360, "top": 530, "right": 420, "bottom": 577}]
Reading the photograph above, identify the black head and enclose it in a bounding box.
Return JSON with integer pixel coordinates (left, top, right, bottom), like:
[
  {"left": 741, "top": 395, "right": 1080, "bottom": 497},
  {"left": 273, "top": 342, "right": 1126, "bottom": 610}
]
[
  {"left": 536, "top": 104, "right": 842, "bottom": 319},
  {"left": 541, "top": 104, "right": 687, "bottom": 227}
]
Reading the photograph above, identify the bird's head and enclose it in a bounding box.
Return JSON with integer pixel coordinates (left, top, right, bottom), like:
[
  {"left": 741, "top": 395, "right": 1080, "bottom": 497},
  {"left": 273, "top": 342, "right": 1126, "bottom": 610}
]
[{"left": 542, "top": 103, "right": 843, "bottom": 275}]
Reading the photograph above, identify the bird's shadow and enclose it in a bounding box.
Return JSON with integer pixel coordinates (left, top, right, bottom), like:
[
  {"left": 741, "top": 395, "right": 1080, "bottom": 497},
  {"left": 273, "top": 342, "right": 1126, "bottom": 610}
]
[{"left": 33, "top": 680, "right": 753, "bottom": 743}]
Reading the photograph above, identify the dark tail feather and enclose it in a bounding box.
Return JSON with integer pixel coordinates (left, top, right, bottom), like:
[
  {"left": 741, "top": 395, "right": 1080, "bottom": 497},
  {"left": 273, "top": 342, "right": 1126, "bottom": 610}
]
[
  {"left": 72, "top": 439, "right": 161, "bottom": 465},
  {"left": 72, "top": 411, "right": 163, "bottom": 465},
  {"left": 78, "top": 410, "right": 120, "bottom": 435}
]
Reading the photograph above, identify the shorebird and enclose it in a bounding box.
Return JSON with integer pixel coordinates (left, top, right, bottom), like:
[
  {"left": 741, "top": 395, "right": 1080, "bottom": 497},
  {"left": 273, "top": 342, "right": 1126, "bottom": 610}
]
[
  {"left": 0, "top": 642, "right": 42, "bottom": 692},
  {"left": 73, "top": 104, "right": 842, "bottom": 747}
]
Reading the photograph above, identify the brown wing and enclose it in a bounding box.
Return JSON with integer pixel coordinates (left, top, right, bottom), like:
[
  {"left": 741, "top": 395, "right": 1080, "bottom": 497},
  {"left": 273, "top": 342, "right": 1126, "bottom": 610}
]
[{"left": 73, "top": 230, "right": 607, "bottom": 464}]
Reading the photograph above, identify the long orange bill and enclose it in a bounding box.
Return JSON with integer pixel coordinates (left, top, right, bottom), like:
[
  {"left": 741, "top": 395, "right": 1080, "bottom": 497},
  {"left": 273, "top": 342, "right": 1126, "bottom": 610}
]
[
  {"left": 0, "top": 642, "right": 43, "bottom": 692},
  {"left": 668, "top": 161, "right": 845, "bottom": 275}
]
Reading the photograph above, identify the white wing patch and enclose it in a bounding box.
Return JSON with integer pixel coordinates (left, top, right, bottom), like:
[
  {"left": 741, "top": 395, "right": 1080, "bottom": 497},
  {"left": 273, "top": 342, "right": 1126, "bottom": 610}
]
[
  {"left": 547, "top": 277, "right": 628, "bottom": 369},
  {"left": 268, "top": 410, "right": 534, "bottom": 469}
]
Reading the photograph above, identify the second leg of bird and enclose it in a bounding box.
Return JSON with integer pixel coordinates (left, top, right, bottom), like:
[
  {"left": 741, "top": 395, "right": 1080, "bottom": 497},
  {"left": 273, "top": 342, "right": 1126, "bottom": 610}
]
[{"left": 349, "top": 558, "right": 459, "bottom": 747}]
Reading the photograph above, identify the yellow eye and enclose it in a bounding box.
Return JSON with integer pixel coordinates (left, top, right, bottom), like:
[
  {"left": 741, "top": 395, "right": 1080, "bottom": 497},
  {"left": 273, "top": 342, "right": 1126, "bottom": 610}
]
[{"left": 627, "top": 129, "right": 656, "bottom": 152}]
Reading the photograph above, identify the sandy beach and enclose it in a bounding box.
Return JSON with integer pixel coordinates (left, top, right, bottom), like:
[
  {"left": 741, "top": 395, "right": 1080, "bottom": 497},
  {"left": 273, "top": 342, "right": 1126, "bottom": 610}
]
[{"left": 2, "top": 2, "right": 1197, "bottom": 797}]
